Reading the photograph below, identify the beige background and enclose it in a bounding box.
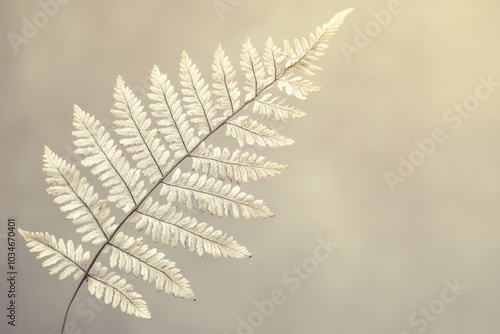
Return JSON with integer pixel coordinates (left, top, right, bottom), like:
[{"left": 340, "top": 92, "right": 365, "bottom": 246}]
[{"left": 1, "top": 0, "right": 500, "bottom": 333}]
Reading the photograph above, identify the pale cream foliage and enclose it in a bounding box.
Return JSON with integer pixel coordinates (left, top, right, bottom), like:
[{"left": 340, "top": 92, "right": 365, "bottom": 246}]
[{"left": 20, "top": 9, "right": 353, "bottom": 329}]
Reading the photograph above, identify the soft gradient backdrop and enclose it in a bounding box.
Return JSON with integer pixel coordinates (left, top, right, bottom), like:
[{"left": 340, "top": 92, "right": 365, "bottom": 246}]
[{"left": 1, "top": 1, "right": 499, "bottom": 333}]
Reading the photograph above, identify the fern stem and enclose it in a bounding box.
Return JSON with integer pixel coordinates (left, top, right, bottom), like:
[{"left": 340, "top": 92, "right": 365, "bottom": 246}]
[
  {"left": 61, "top": 275, "right": 88, "bottom": 333},
  {"left": 60, "top": 45, "right": 310, "bottom": 332}
]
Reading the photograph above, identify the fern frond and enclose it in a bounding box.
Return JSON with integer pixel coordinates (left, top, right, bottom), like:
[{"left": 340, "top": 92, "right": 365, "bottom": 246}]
[
  {"left": 149, "top": 65, "right": 197, "bottom": 157},
  {"left": 43, "top": 147, "right": 117, "bottom": 244},
  {"left": 160, "top": 169, "right": 273, "bottom": 219},
  {"left": 291, "top": 38, "right": 324, "bottom": 76},
  {"left": 212, "top": 44, "right": 241, "bottom": 118},
  {"left": 191, "top": 143, "right": 288, "bottom": 184},
  {"left": 291, "top": 8, "right": 354, "bottom": 75},
  {"left": 112, "top": 76, "right": 173, "bottom": 183},
  {"left": 131, "top": 198, "right": 251, "bottom": 258},
  {"left": 277, "top": 8, "right": 353, "bottom": 98},
  {"left": 240, "top": 38, "right": 267, "bottom": 100},
  {"left": 180, "top": 51, "right": 217, "bottom": 135},
  {"left": 253, "top": 93, "right": 306, "bottom": 121},
  {"left": 19, "top": 229, "right": 90, "bottom": 280},
  {"left": 72, "top": 105, "right": 146, "bottom": 211},
  {"left": 107, "top": 232, "right": 195, "bottom": 300},
  {"left": 262, "top": 37, "right": 286, "bottom": 80},
  {"left": 26, "top": 10, "right": 354, "bottom": 331},
  {"left": 87, "top": 262, "right": 151, "bottom": 319},
  {"left": 226, "top": 116, "right": 294, "bottom": 148},
  {"left": 282, "top": 39, "right": 295, "bottom": 69},
  {"left": 277, "top": 73, "right": 322, "bottom": 100}
]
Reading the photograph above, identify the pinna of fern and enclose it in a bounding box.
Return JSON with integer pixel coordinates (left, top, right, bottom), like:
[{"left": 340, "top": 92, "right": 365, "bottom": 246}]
[{"left": 19, "top": 8, "right": 353, "bottom": 332}]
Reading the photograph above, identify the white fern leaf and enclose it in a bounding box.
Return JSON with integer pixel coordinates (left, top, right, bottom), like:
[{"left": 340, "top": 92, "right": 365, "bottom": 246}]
[
  {"left": 107, "top": 232, "right": 195, "bottom": 300},
  {"left": 192, "top": 143, "right": 288, "bottom": 184},
  {"left": 252, "top": 93, "right": 306, "bottom": 121},
  {"left": 212, "top": 43, "right": 241, "bottom": 118},
  {"left": 26, "top": 11, "right": 354, "bottom": 331},
  {"left": 292, "top": 8, "right": 354, "bottom": 74},
  {"left": 88, "top": 262, "right": 151, "bottom": 319},
  {"left": 72, "top": 105, "right": 146, "bottom": 211},
  {"left": 291, "top": 37, "right": 323, "bottom": 76},
  {"left": 293, "top": 36, "right": 324, "bottom": 76},
  {"left": 226, "top": 116, "right": 294, "bottom": 148},
  {"left": 148, "top": 65, "right": 198, "bottom": 157},
  {"left": 277, "top": 73, "right": 322, "bottom": 100},
  {"left": 43, "top": 147, "right": 117, "bottom": 244},
  {"left": 19, "top": 229, "right": 90, "bottom": 280},
  {"left": 160, "top": 169, "right": 274, "bottom": 219},
  {"left": 112, "top": 76, "right": 172, "bottom": 183},
  {"left": 283, "top": 38, "right": 298, "bottom": 66},
  {"left": 263, "top": 37, "right": 286, "bottom": 79},
  {"left": 240, "top": 38, "right": 267, "bottom": 100},
  {"left": 131, "top": 198, "right": 252, "bottom": 258},
  {"left": 180, "top": 51, "right": 217, "bottom": 135}
]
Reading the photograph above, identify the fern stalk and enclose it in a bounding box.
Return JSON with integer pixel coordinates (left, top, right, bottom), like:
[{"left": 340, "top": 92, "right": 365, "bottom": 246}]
[{"left": 17, "top": 9, "right": 354, "bottom": 332}]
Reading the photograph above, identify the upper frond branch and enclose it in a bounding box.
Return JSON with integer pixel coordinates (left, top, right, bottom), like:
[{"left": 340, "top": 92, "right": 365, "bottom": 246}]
[
  {"left": 286, "top": 8, "right": 354, "bottom": 73},
  {"left": 240, "top": 38, "right": 267, "bottom": 100},
  {"left": 149, "top": 65, "right": 196, "bottom": 157},
  {"left": 212, "top": 44, "right": 241, "bottom": 118},
  {"left": 191, "top": 143, "right": 288, "bottom": 184},
  {"left": 180, "top": 51, "right": 217, "bottom": 135},
  {"left": 253, "top": 93, "right": 306, "bottom": 121},
  {"left": 43, "top": 147, "right": 117, "bottom": 244},
  {"left": 160, "top": 169, "right": 274, "bottom": 219},
  {"left": 107, "top": 232, "right": 195, "bottom": 300},
  {"left": 19, "top": 229, "right": 90, "bottom": 281},
  {"left": 226, "top": 116, "right": 294, "bottom": 148},
  {"left": 72, "top": 106, "right": 146, "bottom": 212},
  {"left": 277, "top": 74, "right": 322, "bottom": 100},
  {"left": 112, "top": 76, "right": 172, "bottom": 183},
  {"left": 87, "top": 262, "right": 151, "bottom": 319},
  {"left": 263, "top": 37, "right": 286, "bottom": 80},
  {"left": 131, "top": 198, "right": 252, "bottom": 258}
]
